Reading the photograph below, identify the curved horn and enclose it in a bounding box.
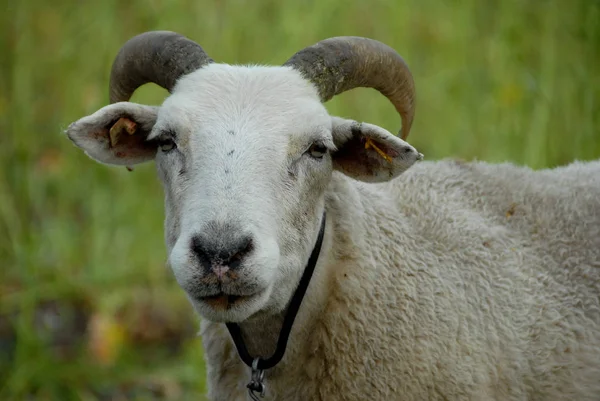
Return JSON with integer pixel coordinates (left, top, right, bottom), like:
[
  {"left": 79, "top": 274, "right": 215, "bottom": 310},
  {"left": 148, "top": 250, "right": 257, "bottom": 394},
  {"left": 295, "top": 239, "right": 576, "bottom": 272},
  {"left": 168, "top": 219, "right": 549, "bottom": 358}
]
[
  {"left": 283, "top": 36, "right": 415, "bottom": 139},
  {"left": 109, "top": 30, "right": 213, "bottom": 103}
]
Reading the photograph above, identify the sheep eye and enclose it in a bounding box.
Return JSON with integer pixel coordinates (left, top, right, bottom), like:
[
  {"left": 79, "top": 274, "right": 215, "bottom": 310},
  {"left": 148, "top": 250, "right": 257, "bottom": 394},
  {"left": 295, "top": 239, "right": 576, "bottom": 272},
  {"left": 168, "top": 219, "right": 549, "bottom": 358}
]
[
  {"left": 307, "top": 142, "right": 327, "bottom": 159},
  {"left": 159, "top": 139, "right": 176, "bottom": 152}
]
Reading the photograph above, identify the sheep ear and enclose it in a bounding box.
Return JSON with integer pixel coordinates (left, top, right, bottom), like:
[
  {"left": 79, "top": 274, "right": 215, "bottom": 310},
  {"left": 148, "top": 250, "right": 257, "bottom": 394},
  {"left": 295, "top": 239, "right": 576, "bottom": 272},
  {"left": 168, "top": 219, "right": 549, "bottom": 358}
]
[
  {"left": 65, "top": 102, "right": 159, "bottom": 166},
  {"left": 330, "top": 116, "right": 423, "bottom": 182}
]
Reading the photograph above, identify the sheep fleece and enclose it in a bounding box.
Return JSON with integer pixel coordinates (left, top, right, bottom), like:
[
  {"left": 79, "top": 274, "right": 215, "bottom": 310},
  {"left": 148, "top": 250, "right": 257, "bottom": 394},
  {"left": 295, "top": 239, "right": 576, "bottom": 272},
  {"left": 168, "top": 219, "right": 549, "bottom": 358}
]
[{"left": 200, "top": 158, "right": 600, "bottom": 401}]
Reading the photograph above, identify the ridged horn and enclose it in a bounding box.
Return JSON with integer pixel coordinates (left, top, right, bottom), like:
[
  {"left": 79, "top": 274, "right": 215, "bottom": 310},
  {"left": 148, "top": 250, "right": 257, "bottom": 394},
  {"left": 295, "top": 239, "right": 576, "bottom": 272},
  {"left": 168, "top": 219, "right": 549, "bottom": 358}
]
[
  {"left": 109, "top": 30, "right": 213, "bottom": 103},
  {"left": 284, "top": 36, "right": 415, "bottom": 139}
]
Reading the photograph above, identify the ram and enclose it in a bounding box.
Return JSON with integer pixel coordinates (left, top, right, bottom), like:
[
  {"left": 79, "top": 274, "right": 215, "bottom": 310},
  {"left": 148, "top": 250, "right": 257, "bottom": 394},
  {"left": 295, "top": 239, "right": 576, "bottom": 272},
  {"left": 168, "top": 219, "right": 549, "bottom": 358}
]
[{"left": 66, "top": 31, "right": 600, "bottom": 401}]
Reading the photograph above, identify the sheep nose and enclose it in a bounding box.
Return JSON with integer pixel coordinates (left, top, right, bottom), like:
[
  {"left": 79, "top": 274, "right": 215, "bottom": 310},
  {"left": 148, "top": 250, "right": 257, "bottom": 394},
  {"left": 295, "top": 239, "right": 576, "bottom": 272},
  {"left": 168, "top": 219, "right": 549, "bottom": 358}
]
[{"left": 190, "top": 229, "right": 254, "bottom": 275}]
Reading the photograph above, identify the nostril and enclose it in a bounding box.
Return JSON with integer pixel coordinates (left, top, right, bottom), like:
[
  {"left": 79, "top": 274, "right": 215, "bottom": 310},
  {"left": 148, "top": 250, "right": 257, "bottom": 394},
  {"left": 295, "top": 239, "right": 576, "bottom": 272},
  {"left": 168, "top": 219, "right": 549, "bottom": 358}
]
[
  {"left": 403, "top": 146, "right": 414, "bottom": 154},
  {"left": 228, "top": 236, "right": 254, "bottom": 269},
  {"left": 191, "top": 236, "right": 212, "bottom": 267}
]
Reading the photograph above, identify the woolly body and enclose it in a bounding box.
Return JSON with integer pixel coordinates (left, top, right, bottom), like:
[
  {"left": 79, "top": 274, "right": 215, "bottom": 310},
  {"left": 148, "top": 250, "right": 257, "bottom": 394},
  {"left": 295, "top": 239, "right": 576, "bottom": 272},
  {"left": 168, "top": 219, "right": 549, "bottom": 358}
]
[{"left": 201, "top": 158, "right": 600, "bottom": 401}]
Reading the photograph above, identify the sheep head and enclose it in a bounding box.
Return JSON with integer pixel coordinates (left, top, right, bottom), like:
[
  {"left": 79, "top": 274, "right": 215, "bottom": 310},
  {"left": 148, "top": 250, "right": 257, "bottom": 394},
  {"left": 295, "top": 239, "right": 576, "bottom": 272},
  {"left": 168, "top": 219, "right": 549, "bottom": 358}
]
[{"left": 65, "top": 31, "right": 423, "bottom": 323}]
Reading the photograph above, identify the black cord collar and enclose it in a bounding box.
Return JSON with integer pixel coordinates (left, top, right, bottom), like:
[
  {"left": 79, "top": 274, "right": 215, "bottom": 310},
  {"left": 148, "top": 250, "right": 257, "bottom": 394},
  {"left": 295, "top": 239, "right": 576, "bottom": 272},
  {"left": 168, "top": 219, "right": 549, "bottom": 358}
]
[{"left": 225, "top": 211, "right": 326, "bottom": 394}]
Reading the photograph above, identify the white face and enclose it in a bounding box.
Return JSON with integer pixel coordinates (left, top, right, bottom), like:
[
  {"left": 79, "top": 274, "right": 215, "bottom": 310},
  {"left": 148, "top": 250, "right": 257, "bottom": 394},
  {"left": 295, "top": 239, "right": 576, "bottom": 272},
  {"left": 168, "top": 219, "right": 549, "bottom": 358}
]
[
  {"left": 154, "top": 65, "right": 335, "bottom": 322},
  {"left": 66, "top": 64, "right": 423, "bottom": 323}
]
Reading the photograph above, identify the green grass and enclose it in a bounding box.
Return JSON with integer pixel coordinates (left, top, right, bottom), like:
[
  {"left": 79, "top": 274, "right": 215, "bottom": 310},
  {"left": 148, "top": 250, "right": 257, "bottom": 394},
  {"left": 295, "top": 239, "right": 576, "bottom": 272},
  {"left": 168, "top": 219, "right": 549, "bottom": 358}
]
[{"left": 1, "top": 0, "right": 599, "bottom": 399}]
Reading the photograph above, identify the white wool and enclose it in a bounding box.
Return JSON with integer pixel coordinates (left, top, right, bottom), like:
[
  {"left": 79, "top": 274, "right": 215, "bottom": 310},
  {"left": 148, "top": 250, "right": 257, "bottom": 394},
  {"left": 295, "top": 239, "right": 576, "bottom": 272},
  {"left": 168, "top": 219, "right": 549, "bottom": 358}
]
[{"left": 200, "top": 159, "right": 600, "bottom": 400}]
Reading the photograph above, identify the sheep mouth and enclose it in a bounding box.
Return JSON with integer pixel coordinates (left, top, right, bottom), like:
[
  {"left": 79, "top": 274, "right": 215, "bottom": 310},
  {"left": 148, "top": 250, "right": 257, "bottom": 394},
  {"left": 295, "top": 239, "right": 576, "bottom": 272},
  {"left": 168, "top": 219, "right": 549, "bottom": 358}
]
[{"left": 199, "top": 293, "right": 253, "bottom": 310}]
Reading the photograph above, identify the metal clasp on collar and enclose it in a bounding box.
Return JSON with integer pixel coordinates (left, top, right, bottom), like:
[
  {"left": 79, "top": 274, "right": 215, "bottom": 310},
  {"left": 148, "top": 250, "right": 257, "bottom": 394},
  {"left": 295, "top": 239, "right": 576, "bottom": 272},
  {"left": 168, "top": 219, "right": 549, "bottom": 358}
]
[{"left": 247, "top": 358, "right": 266, "bottom": 400}]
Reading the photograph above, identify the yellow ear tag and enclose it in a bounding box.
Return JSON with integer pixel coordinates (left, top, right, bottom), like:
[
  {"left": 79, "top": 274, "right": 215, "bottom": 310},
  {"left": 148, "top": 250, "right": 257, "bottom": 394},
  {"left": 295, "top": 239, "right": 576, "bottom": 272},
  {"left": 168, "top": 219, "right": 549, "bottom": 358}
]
[
  {"left": 364, "top": 137, "right": 393, "bottom": 163},
  {"left": 109, "top": 118, "right": 137, "bottom": 148}
]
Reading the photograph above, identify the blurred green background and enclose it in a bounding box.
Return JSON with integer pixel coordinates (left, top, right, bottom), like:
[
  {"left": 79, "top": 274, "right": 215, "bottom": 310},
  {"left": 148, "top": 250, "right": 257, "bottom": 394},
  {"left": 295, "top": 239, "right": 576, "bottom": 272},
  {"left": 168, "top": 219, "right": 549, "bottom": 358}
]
[{"left": 1, "top": 0, "right": 598, "bottom": 399}]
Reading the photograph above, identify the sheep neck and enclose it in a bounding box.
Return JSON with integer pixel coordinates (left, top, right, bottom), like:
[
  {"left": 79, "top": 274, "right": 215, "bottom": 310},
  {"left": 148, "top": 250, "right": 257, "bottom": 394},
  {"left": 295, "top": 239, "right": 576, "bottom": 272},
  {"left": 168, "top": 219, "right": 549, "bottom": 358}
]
[{"left": 225, "top": 211, "right": 327, "bottom": 373}]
